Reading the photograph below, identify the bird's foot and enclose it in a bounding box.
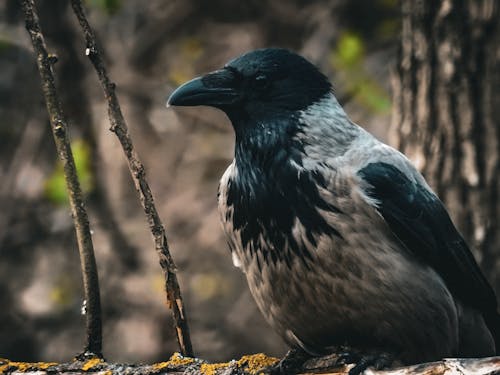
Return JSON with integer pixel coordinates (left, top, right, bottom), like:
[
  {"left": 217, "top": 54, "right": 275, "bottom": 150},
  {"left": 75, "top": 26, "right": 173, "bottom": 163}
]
[
  {"left": 335, "top": 347, "right": 393, "bottom": 375},
  {"left": 265, "top": 348, "right": 311, "bottom": 375}
]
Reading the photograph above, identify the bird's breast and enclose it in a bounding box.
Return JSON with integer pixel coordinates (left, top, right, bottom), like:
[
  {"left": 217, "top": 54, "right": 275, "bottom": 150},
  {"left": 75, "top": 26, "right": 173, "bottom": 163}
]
[
  {"left": 219, "top": 159, "right": 344, "bottom": 269},
  {"left": 218, "top": 161, "right": 458, "bottom": 360}
]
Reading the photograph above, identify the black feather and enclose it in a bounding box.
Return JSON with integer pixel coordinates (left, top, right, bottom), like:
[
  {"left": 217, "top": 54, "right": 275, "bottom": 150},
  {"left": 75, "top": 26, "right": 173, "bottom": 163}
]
[
  {"left": 226, "top": 117, "right": 342, "bottom": 269},
  {"left": 358, "top": 162, "right": 500, "bottom": 350}
]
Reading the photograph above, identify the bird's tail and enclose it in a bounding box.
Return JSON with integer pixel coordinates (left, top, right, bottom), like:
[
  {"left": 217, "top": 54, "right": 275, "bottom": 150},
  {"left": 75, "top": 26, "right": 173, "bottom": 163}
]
[{"left": 484, "top": 310, "right": 500, "bottom": 354}]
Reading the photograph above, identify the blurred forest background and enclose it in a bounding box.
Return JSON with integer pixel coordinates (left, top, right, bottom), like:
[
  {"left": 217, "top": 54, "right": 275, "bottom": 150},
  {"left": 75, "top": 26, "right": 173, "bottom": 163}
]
[{"left": 1, "top": 0, "right": 425, "bottom": 364}]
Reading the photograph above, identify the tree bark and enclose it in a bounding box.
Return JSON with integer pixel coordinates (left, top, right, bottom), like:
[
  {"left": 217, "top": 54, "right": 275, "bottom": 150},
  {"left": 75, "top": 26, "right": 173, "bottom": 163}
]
[
  {"left": 391, "top": 0, "right": 500, "bottom": 288},
  {"left": 2, "top": 354, "right": 500, "bottom": 375}
]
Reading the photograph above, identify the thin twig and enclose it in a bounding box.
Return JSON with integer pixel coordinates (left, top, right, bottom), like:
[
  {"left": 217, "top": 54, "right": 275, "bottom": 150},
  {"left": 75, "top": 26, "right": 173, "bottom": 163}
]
[
  {"left": 20, "top": 0, "right": 102, "bottom": 357},
  {"left": 69, "top": 0, "right": 194, "bottom": 357}
]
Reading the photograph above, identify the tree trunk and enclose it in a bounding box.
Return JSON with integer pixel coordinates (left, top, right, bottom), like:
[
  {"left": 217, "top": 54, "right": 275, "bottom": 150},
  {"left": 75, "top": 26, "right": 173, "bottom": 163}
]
[{"left": 391, "top": 0, "right": 500, "bottom": 290}]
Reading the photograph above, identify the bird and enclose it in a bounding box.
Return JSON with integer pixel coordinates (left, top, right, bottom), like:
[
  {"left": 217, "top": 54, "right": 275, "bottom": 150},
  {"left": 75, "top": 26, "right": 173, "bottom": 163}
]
[{"left": 167, "top": 48, "right": 500, "bottom": 374}]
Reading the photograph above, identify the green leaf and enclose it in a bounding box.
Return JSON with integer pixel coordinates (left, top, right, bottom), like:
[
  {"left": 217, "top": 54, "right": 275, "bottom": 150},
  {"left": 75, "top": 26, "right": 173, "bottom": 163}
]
[
  {"left": 45, "top": 165, "right": 67, "bottom": 205},
  {"left": 357, "top": 80, "right": 392, "bottom": 113},
  {"left": 329, "top": 31, "right": 391, "bottom": 114},
  {"left": 168, "top": 38, "right": 204, "bottom": 86},
  {"left": 85, "top": 0, "right": 122, "bottom": 15},
  {"left": 50, "top": 275, "right": 77, "bottom": 309},
  {"left": 0, "top": 39, "right": 11, "bottom": 54},
  {"left": 44, "top": 139, "right": 94, "bottom": 205},
  {"left": 334, "top": 32, "right": 364, "bottom": 67}
]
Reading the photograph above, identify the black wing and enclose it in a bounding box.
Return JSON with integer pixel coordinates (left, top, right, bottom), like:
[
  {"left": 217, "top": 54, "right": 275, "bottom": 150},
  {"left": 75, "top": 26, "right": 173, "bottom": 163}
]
[{"left": 358, "top": 162, "right": 497, "bottom": 316}]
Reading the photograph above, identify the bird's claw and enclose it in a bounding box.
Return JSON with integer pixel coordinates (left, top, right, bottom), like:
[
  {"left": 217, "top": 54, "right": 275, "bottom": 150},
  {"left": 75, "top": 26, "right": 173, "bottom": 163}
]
[
  {"left": 335, "top": 348, "right": 393, "bottom": 375},
  {"left": 335, "top": 348, "right": 361, "bottom": 365},
  {"left": 264, "top": 348, "right": 310, "bottom": 375}
]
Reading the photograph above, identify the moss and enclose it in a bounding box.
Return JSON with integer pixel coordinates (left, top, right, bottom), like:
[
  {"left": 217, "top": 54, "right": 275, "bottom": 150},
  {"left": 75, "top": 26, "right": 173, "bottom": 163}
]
[
  {"left": 81, "top": 357, "right": 104, "bottom": 371},
  {"left": 237, "top": 353, "right": 279, "bottom": 374}
]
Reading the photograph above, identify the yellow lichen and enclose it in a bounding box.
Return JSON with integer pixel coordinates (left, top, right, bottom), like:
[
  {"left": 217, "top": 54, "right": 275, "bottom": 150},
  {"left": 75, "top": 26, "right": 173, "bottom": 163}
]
[
  {"left": 168, "top": 352, "right": 195, "bottom": 366},
  {"left": 153, "top": 352, "right": 195, "bottom": 370},
  {"left": 38, "top": 361, "right": 58, "bottom": 370},
  {"left": 152, "top": 361, "right": 171, "bottom": 371},
  {"left": 81, "top": 357, "right": 104, "bottom": 371},
  {"left": 200, "top": 362, "right": 229, "bottom": 375},
  {"left": 237, "top": 353, "right": 279, "bottom": 374},
  {"left": 0, "top": 360, "right": 58, "bottom": 373}
]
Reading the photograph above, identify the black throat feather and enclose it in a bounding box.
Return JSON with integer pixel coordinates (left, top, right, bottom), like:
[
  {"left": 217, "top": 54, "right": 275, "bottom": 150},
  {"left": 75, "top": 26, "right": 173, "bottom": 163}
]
[{"left": 225, "top": 116, "right": 343, "bottom": 270}]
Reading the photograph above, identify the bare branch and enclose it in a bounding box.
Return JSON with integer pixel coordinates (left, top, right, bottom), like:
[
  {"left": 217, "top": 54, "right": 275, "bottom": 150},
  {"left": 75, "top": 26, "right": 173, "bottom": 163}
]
[
  {"left": 2, "top": 354, "right": 500, "bottom": 375},
  {"left": 68, "top": 0, "right": 193, "bottom": 357},
  {"left": 20, "top": 0, "right": 102, "bottom": 357}
]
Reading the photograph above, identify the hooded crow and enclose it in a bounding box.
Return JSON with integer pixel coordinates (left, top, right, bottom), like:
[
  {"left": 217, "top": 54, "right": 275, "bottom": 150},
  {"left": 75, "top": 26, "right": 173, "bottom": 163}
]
[{"left": 167, "top": 48, "right": 499, "bottom": 374}]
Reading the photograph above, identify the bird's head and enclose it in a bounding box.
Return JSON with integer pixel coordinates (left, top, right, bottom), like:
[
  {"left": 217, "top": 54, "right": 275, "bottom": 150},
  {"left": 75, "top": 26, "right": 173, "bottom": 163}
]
[{"left": 167, "top": 48, "right": 332, "bottom": 129}]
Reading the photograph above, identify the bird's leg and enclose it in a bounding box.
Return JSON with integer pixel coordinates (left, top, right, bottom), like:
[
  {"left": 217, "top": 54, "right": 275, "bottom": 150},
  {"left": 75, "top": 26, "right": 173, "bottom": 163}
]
[
  {"left": 266, "top": 347, "right": 312, "bottom": 375},
  {"left": 335, "top": 346, "right": 394, "bottom": 375}
]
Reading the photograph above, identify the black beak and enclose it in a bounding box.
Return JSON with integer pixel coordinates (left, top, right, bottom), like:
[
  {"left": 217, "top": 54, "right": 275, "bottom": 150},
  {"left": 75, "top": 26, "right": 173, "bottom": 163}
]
[{"left": 167, "top": 69, "right": 240, "bottom": 108}]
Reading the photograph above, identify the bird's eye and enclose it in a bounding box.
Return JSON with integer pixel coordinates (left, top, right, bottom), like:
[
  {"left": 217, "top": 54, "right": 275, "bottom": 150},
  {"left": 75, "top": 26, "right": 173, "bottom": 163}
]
[{"left": 253, "top": 74, "right": 269, "bottom": 90}]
